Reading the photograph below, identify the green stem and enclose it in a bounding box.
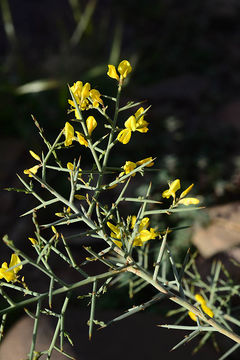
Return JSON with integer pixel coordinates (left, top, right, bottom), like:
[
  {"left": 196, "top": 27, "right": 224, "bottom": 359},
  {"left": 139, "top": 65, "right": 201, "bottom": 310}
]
[
  {"left": 47, "top": 292, "right": 71, "bottom": 359},
  {"left": 89, "top": 280, "right": 97, "bottom": 340},
  {"left": 29, "top": 299, "right": 42, "bottom": 360},
  {"left": 0, "top": 267, "right": 127, "bottom": 316},
  {"left": 42, "top": 129, "right": 64, "bottom": 181},
  {"left": 87, "top": 84, "right": 122, "bottom": 216},
  {"left": 69, "top": 87, "right": 102, "bottom": 173},
  {"left": 127, "top": 264, "right": 240, "bottom": 344}
]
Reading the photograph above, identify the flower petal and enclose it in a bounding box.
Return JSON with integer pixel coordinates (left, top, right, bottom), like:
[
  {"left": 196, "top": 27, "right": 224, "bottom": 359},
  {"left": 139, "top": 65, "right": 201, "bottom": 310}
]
[
  {"left": 107, "top": 65, "right": 119, "bottom": 81},
  {"left": 86, "top": 116, "right": 97, "bottom": 136},
  {"left": 125, "top": 115, "right": 136, "bottom": 131},
  {"left": 107, "top": 222, "right": 121, "bottom": 238},
  {"left": 178, "top": 197, "right": 200, "bottom": 205},
  {"left": 9, "top": 253, "right": 22, "bottom": 273},
  {"left": 195, "top": 294, "right": 205, "bottom": 305},
  {"left": 29, "top": 150, "right": 41, "bottom": 162},
  {"left": 90, "top": 89, "right": 103, "bottom": 106},
  {"left": 117, "top": 60, "right": 132, "bottom": 79},
  {"left": 117, "top": 128, "right": 132, "bottom": 144},
  {"left": 163, "top": 179, "right": 181, "bottom": 199},
  {"left": 76, "top": 131, "right": 88, "bottom": 147},
  {"left": 139, "top": 217, "right": 150, "bottom": 231},
  {"left": 188, "top": 311, "right": 197, "bottom": 322},
  {"left": 138, "top": 229, "right": 152, "bottom": 242},
  {"left": 136, "top": 157, "right": 154, "bottom": 167},
  {"left": 122, "top": 161, "right": 136, "bottom": 175},
  {"left": 64, "top": 122, "right": 75, "bottom": 146},
  {"left": 201, "top": 303, "right": 214, "bottom": 318},
  {"left": 180, "top": 184, "right": 194, "bottom": 199},
  {"left": 81, "top": 82, "right": 91, "bottom": 101},
  {"left": 24, "top": 164, "right": 41, "bottom": 177}
]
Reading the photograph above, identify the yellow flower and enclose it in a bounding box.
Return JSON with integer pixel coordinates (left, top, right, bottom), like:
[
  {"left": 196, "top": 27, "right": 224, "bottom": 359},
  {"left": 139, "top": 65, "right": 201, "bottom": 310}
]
[
  {"left": 0, "top": 254, "right": 22, "bottom": 283},
  {"left": 178, "top": 182, "right": 199, "bottom": 205},
  {"left": 119, "top": 157, "right": 154, "bottom": 178},
  {"left": 76, "top": 131, "right": 88, "bottom": 147},
  {"left": 118, "top": 60, "right": 132, "bottom": 79},
  {"left": 24, "top": 149, "right": 42, "bottom": 177},
  {"left": 180, "top": 184, "right": 194, "bottom": 199},
  {"left": 189, "top": 293, "right": 214, "bottom": 322},
  {"left": 162, "top": 179, "right": 199, "bottom": 205},
  {"left": 68, "top": 81, "right": 89, "bottom": 112},
  {"left": 107, "top": 65, "right": 120, "bottom": 81},
  {"left": 81, "top": 82, "right": 90, "bottom": 101},
  {"left": 194, "top": 294, "right": 205, "bottom": 305},
  {"left": 70, "top": 81, "right": 83, "bottom": 101},
  {"left": 70, "top": 81, "right": 90, "bottom": 104},
  {"left": 67, "top": 162, "right": 82, "bottom": 178},
  {"left": 107, "top": 216, "right": 158, "bottom": 248},
  {"left": 74, "top": 194, "right": 86, "bottom": 200},
  {"left": 24, "top": 164, "right": 41, "bottom": 177},
  {"left": 119, "top": 161, "right": 137, "bottom": 177},
  {"left": 131, "top": 216, "right": 158, "bottom": 247},
  {"left": 107, "top": 60, "right": 132, "bottom": 83},
  {"left": 178, "top": 197, "right": 200, "bottom": 205},
  {"left": 86, "top": 116, "right": 97, "bottom": 136},
  {"left": 117, "top": 128, "right": 132, "bottom": 144},
  {"left": 106, "top": 222, "right": 122, "bottom": 248},
  {"left": 29, "top": 150, "right": 41, "bottom": 162},
  {"left": 69, "top": 81, "right": 103, "bottom": 112},
  {"left": 117, "top": 107, "right": 149, "bottom": 144},
  {"left": 136, "top": 157, "right": 154, "bottom": 167},
  {"left": 201, "top": 303, "right": 214, "bottom": 318},
  {"left": 64, "top": 122, "right": 75, "bottom": 146},
  {"left": 162, "top": 179, "right": 181, "bottom": 199},
  {"left": 188, "top": 311, "right": 197, "bottom": 322},
  {"left": 28, "top": 237, "right": 38, "bottom": 245},
  {"left": 89, "top": 89, "right": 103, "bottom": 108},
  {"left": 55, "top": 206, "right": 72, "bottom": 218},
  {"left": 51, "top": 225, "right": 59, "bottom": 239}
]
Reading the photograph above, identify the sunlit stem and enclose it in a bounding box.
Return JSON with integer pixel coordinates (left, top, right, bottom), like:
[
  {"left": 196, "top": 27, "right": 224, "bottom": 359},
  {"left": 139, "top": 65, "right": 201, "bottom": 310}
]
[{"left": 87, "top": 84, "right": 122, "bottom": 216}]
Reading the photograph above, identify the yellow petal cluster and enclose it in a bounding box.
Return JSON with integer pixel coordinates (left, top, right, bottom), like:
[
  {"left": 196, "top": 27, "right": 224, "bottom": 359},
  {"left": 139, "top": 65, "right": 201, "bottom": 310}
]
[
  {"left": 162, "top": 179, "right": 199, "bottom": 205},
  {"left": 119, "top": 157, "right": 154, "bottom": 178},
  {"left": 107, "top": 215, "right": 158, "bottom": 248},
  {"left": 188, "top": 293, "right": 214, "bottom": 322},
  {"left": 162, "top": 179, "right": 180, "bottom": 199},
  {"left": 106, "top": 222, "right": 122, "bottom": 248},
  {"left": 119, "top": 161, "right": 137, "bottom": 178},
  {"left": 107, "top": 60, "right": 132, "bottom": 83},
  {"left": 68, "top": 81, "right": 103, "bottom": 113},
  {"left": 67, "top": 162, "right": 82, "bottom": 179},
  {"left": 63, "top": 122, "right": 89, "bottom": 147},
  {"left": 24, "top": 150, "right": 42, "bottom": 177},
  {"left": 117, "top": 107, "right": 149, "bottom": 144},
  {"left": 0, "top": 254, "right": 22, "bottom": 283}
]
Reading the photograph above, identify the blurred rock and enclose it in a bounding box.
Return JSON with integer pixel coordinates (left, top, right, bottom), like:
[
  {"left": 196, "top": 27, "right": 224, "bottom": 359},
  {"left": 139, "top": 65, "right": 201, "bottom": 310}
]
[
  {"left": 192, "top": 202, "right": 240, "bottom": 258},
  {"left": 0, "top": 316, "right": 77, "bottom": 360}
]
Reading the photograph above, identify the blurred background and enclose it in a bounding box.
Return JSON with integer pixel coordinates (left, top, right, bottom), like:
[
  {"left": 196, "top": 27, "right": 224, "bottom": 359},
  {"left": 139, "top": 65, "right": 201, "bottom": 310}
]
[{"left": 0, "top": 0, "right": 240, "bottom": 358}]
